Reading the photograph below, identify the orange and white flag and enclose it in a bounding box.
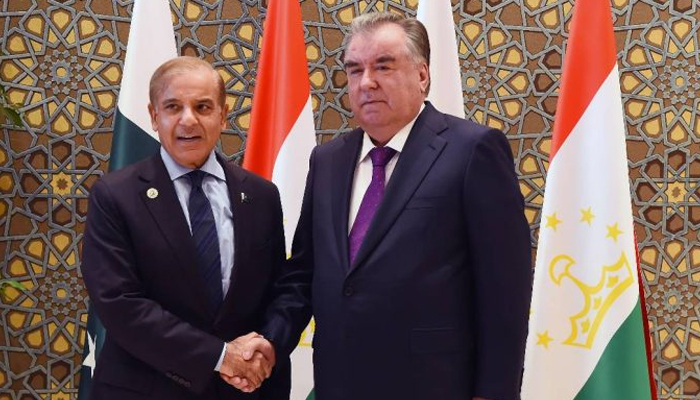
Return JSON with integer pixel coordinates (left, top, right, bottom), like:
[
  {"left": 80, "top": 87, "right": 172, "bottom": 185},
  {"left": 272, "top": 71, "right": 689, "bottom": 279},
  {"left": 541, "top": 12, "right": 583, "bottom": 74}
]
[{"left": 242, "top": 1, "right": 316, "bottom": 399}]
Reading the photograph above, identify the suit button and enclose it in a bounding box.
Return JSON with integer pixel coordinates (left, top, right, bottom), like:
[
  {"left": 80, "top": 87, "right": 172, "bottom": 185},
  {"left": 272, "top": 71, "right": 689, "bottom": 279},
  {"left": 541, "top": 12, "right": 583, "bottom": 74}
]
[
  {"left": 344, "top": 286, "right": 354, "bottom": 296},
  {"left": 184, "top": 382, "right": 191, "bottom": 388}
]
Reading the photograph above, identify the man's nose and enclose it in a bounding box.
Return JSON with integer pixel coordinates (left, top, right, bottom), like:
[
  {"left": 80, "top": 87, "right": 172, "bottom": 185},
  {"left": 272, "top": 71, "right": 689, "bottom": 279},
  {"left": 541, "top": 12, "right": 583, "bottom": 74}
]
[
  {"left": 359, "top": 69, "right": 378, "bottom": 90},
  {"left": 179, "top": 106, "right": 197, "bottom": 125}
]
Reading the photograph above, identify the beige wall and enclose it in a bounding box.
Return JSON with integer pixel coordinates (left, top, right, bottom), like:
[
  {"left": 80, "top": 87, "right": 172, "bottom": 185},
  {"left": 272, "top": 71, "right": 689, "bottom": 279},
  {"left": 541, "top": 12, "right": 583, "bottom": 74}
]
[{"left": 0, "top": 0, "right": 693, "bottom": 398}]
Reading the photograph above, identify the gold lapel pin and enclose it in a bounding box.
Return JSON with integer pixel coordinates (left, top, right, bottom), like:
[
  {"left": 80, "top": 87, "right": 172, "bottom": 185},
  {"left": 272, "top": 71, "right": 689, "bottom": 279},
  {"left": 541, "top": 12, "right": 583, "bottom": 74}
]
[{"left": 147, "top": 188, "right": 159, "bottom": 199}]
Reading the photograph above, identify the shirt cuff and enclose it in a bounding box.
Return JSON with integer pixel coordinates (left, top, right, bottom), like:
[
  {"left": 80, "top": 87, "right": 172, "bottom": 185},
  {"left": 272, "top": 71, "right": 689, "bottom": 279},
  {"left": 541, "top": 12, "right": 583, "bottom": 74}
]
[{"left": 214, "top": 343, "right": 226, "bottom": 372}]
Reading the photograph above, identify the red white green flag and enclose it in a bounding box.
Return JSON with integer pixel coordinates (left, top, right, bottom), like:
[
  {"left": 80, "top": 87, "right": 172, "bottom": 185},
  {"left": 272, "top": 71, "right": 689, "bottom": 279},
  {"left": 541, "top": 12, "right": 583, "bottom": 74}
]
[
  {"left": 242, "top": 1, "right": 316, "bottom": 399},
  {"left": 521, "top": 1, "right": 657, "bottom": 399}
]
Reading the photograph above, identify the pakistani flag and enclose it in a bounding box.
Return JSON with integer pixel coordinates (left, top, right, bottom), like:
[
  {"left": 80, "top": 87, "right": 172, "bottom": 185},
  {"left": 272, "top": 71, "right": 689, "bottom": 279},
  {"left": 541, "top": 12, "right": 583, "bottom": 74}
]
[
  {"left": 521, "top": 0, "right": 657, "bottom": 399},
  {"left": 78, "top": 0, "right": 176, "bottom": 398}
]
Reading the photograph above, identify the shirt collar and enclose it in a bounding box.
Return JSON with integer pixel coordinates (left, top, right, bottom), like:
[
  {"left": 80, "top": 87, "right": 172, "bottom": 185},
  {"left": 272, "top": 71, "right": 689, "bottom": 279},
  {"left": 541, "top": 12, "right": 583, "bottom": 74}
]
[
  {"left": 358, "top": 103, "right": 425, "bottom": 164},
  {"left": 160, "top": 147, "right": 225, "bottom": 182}
]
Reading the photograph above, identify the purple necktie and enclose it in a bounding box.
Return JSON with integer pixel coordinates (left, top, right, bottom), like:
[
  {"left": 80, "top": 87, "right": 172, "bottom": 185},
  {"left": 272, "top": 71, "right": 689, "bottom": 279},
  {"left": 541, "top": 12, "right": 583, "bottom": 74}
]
[{"left": 348, "top": 146, "right": 397, "bottom": 266}]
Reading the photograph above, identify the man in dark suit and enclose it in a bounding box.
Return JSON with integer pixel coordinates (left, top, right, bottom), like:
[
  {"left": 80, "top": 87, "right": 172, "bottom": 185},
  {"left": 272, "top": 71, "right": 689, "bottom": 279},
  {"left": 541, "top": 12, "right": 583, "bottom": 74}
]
[
  {"left": 81, "top": 57, "right": 286, "bottom": 400},
  {"left": 236, "top": 12, "right": 532, "bottom": 400}
]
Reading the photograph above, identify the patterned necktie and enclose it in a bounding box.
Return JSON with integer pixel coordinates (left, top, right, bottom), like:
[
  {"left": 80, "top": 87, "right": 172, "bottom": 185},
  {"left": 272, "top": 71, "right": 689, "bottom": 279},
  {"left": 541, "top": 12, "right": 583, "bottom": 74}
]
[
  {"left": 348, "top": 146, "right": 397, "bottom": 266},
  {"left": 186, "top": 170, "right": 223, "bottom": 311}
]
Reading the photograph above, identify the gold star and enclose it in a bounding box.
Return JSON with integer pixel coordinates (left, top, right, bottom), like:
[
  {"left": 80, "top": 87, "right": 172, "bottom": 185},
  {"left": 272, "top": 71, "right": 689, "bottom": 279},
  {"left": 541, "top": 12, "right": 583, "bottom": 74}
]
[
  {"left": 536, "top": 331, "right": 554, "bottom": 349},
  {"left": 545, "top": 213, "right": 562, "bottom": 231},
  {"left": 606, "top": 223, "right": 623, "bottom": 243},
  {"left": 580, "top": 207, "right": 595, "bottom": 226}
]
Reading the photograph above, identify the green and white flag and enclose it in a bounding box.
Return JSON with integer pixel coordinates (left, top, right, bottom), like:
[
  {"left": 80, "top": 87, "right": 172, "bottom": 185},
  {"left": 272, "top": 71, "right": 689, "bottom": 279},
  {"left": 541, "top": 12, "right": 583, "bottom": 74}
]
[
  {"left": 521, "top": 0, "right": 656, "bottom": 399},
  {"left": 110, "top": 0, "right": 175, "bottom": 164},
  {"left": 78, "top": 0, "right": 175, "bottom": 398}
]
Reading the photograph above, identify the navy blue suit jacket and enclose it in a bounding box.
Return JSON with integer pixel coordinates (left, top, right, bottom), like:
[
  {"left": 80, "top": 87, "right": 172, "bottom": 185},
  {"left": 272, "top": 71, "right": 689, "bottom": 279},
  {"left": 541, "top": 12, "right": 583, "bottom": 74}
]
[
  {"left": 263, "top": 103, "right": 532, "bottom": 400},
  {"left": 82, "top": 153, "right": 289, "bottom": 400}
]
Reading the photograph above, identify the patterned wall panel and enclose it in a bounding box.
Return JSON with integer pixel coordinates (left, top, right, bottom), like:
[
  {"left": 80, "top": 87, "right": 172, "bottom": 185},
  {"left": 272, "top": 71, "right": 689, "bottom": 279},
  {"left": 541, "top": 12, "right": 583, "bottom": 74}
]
[{"left": 0, "top": 0, "right": 695, "bottom": 398}]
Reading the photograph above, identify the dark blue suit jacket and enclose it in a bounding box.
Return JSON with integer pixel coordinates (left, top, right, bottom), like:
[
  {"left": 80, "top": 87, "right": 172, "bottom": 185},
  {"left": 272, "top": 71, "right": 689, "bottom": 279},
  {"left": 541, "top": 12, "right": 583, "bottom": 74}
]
[
  {"left": 82, "top": 153, "right": 289, "bottom": 400},
  {"left": 263, "top": 103, "right": 532, "bottom": 400}
]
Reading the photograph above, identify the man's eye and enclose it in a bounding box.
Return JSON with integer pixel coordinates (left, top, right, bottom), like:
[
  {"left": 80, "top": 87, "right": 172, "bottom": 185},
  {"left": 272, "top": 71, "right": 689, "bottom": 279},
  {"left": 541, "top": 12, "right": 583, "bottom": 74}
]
[{"left": 198, "top": 104, "right": 212, "bottom": 112}]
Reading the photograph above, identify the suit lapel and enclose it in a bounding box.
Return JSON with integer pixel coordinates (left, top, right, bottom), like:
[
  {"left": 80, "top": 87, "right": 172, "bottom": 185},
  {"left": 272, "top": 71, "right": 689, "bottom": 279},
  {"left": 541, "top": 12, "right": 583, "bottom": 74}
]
[
  {"left": 332, "top": 130, "right": 363, "bottom": 271},
  {"left": 350, "top": 104, "right": 448, "bottom": 271},
  {"left": 137, "top": 155, "right": 213, "bottom": 316}
]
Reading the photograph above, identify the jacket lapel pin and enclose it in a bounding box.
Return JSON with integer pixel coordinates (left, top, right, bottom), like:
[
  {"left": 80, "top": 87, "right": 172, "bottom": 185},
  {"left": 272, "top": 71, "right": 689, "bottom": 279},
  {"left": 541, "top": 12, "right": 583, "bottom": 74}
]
[
  {"left": 240, "top": 192, "right": 250, "bottom": 203},
  {"left": 146, "top": 188, "right": 159, "bottom": 199}
]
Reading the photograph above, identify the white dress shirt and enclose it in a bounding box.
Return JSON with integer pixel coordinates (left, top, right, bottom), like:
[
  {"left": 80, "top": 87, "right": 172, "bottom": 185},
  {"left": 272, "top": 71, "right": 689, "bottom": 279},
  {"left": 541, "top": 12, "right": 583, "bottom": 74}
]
[{"left": 348, "top": 104, "right": 425, "bottom": 231}]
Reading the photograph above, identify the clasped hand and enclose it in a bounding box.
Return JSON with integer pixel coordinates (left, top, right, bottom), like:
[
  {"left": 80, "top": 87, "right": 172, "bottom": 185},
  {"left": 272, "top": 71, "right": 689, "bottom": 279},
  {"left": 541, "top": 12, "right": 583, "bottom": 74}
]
[{"left": 219, "top": 332, "right": 276, "bottom": 393}]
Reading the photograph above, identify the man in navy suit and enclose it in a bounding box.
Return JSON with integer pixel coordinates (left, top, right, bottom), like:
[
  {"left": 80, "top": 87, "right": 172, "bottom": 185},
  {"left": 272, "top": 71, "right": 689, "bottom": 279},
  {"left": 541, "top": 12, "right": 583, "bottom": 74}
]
[
  {"left": 81, "top": 57, "right": 286, "bottom": 400},
  {"left": 235, "top": 12, "right": 533, "bottom": 400}
]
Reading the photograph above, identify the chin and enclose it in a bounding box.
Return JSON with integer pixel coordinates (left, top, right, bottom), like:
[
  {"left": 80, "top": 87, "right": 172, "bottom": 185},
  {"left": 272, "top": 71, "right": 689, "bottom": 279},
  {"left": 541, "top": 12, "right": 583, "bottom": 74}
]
[{"left": 174, "top": 153, "right": 208, "bottom": 169}]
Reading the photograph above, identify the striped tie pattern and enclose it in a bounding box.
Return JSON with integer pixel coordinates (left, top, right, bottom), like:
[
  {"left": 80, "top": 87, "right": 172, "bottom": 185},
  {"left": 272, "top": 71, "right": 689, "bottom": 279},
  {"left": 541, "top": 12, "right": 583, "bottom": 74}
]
[{"left": 187, "top": 170, "right": 223, "bottom": 311}]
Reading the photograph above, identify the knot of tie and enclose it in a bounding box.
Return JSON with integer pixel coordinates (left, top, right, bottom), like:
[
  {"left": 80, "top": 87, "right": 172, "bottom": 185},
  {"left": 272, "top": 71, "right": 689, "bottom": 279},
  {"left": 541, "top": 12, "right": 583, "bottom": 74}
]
[
  {"left": 369, "top": 146, "right": 396, "bottom": 168},
  {"left": 187, "top": 170, "right": 207, "bottom": 188}
]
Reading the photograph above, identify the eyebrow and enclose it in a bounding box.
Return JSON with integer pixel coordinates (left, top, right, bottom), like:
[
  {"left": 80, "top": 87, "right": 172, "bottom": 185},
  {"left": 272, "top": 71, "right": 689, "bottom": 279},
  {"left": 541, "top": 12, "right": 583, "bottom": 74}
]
[
  {"left": 344, "top": 54, "right": 397, "bottom": 69},
  {"left": 161, "top": 96, "right": 215, "bottom": 104},
  {"left": 160, "top": 98, "right": 180, "bottom": 105}
]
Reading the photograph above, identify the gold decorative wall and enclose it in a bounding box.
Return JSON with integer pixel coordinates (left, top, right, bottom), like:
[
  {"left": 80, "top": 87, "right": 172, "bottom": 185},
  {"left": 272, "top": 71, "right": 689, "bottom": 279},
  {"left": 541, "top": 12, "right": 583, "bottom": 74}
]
[{"left": 0, "top": 0, "right": 696, "bottom": 398}]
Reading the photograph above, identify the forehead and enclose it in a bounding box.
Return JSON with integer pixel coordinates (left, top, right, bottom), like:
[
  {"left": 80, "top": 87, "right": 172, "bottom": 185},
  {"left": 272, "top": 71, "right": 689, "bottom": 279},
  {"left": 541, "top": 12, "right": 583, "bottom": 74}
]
[
  {"left": 155, "top": 67, "right": 219, "bottom": 102},
  {"left": 345, "top": 23, "right": 408, "bottom": 61}
]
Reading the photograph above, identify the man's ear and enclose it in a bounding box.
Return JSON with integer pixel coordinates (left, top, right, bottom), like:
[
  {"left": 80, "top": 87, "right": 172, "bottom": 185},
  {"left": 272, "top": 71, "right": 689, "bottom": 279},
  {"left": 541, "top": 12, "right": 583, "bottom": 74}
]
[
  {"left": 148, "top": 103, "right": 158, "bottom": 132},
  {"left": 419, "top": 62, "right": 430, "bottom": 94},
  {"left": 220, "top": 103, "right": 230, "bottom": 130}
]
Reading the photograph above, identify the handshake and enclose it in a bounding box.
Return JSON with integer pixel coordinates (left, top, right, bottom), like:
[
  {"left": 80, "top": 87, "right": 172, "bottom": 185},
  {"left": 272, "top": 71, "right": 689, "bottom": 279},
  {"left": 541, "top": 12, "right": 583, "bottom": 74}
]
[{"left": 219, "top": 332, "right": 276, "bottom": 393}]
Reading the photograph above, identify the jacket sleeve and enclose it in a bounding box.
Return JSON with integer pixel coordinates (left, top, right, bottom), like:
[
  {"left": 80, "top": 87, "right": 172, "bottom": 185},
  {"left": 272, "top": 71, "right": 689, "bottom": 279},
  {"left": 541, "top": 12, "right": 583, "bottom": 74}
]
[
  {"left": 259, "top": 148, "right": 316, "bottom": 358},
  {"left": 463, "top": 129, "right": 533, "bottom": 400},
  {"left": 81, "top": 178, "right": 223, "bottom": 394}
]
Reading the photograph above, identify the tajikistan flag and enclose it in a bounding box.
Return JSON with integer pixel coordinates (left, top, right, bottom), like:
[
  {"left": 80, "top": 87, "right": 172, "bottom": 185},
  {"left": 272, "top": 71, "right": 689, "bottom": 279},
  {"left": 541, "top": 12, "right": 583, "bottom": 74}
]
[
  {"left": 242, "top": 1, "right": 316, "bottom": 399},
  {"left": 521, "top": 0, "right": 657, "bottom": 399},
  {"left": 78, "top": 0, "right": 175, "bottom": 398},
  {"left": 416, "top": 0, "right": 464, "bottom": 119}
]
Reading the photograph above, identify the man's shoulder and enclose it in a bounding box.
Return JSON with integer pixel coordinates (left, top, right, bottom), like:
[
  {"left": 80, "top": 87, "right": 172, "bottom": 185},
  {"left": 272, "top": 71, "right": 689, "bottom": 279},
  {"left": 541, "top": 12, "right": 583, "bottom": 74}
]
[
  {"left": 440, "top": 113, "right": 499, "bottom": 140},
  {"left": 220, "top": 158, "right": 278, "bottom": 194},
  {"left": 431, "top": 111, "right": 509, "bottom": 153},
  {"left": 313, "top": 128, "right": 362, "bottom": 155},
  {"left": 97, "top": 156, "right": 157, "bottom": 189}
]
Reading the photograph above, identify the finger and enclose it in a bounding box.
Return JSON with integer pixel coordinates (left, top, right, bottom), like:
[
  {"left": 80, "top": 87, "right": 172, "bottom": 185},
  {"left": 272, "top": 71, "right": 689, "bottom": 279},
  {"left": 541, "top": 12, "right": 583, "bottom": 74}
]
[
  {"left": 241, "top": 386, "right": 255, "bottom": 393},
  {"left": 255, "top": 354, "right": 272, "bottom": 378},
  {"left": 222, "top": 375, "right": 237, "bottom": 387},
  {"left": 233, "top": 377, "right": 250, "bottom": 390},
  {"left": 244, "top": 337, "right": 274, "bottom": 361}
]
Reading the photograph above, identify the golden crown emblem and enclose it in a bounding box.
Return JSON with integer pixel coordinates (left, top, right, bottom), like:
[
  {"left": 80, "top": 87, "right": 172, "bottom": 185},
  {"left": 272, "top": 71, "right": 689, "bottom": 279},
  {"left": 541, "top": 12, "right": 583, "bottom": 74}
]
[
  {"left": 549, "top": 251, "right": 634, "bottom": 348},
  {"left": 297, "top": 318, "right": 316, "bottom": 348}
]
